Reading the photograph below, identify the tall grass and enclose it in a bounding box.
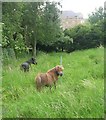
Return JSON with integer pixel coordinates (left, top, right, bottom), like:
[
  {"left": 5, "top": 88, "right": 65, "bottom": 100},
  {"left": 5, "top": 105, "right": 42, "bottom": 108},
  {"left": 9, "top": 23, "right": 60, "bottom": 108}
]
[{"left": 2, "top": 47, "right": 104, "bottom": 118}]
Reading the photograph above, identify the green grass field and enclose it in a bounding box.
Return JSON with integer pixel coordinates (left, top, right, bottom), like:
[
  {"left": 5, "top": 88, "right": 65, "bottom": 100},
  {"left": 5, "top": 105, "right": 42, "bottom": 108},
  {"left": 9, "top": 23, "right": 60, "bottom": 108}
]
[{"left": 2, "top": 47, "right": 104, "bottom": 118}]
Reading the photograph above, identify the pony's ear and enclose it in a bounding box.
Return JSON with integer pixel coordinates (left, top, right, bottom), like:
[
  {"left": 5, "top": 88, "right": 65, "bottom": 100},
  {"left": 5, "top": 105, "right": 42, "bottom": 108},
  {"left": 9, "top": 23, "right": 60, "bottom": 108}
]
[
  {"left": 55, "top": 65, "right": 64, "bottom": 70},
  {"left": 60, "top": 65, "right": 64, "bottom": 70},
  {"left": 61, "top": 66, "right": 64, "bottom": 70},
  {"left": 31, "top": 57, "right": 35, "bottom": 60},
  {"left": 55, "top": 65, "right": 59, "bottom": 69},
  {"left": 54, "top": 65, "right": 58, "bottom": 71}
]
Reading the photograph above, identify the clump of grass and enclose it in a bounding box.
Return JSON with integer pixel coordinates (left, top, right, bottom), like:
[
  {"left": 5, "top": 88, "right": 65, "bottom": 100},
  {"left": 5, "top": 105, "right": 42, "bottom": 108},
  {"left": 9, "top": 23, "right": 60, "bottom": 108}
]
[{"left": 2, "top": 47, "right": 104, "bottom": 118}]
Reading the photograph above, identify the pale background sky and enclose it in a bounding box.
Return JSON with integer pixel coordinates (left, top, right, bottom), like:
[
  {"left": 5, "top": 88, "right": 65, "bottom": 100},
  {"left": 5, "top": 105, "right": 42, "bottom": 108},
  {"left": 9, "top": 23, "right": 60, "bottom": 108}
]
[{"left": 53, "top": 0, "right": 105, "bottom": 18}]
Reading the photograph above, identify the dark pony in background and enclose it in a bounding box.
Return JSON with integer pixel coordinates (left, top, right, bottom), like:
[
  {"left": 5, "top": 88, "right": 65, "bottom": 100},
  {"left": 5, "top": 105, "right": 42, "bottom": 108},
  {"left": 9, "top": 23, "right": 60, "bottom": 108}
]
[{"left": 20, "top": 57, "right": 37, "bottom": 72}]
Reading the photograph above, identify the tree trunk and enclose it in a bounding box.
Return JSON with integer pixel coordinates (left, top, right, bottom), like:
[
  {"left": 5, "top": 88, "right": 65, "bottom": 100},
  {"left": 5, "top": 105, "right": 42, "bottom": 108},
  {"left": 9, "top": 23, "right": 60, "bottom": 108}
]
[
  {"left": 62, "top": 47, "right": 63, "bottom": 52},
  {"left": 25, "top": 25, "right": 28, "bottom": 46},
  {"left": 33, "top": 39, "right": 36, "bottom": 57}
]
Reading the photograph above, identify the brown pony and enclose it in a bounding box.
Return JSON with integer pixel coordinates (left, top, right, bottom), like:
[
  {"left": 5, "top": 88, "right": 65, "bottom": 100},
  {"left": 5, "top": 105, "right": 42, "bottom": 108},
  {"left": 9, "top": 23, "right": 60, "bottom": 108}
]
[{"left": 35, "top": 65, "right": 64, "bottom": 91}]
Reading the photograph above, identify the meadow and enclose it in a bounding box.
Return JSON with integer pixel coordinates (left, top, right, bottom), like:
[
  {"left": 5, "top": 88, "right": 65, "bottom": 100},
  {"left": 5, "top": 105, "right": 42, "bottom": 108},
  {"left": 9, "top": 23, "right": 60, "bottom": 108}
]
[{"left": 2, "top": 47, "right": 104, "bottom": 118}]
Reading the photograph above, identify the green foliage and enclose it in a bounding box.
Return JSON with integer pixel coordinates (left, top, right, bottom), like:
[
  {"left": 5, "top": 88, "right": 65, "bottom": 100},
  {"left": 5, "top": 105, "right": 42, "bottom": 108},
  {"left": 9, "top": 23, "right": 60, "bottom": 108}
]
[
  {"left": 2, "top": 3, "right": 23, "bottom": 39},
  {"left": 54, "top": 34, "right": 73, "bottom": 52},
  {"left": 87, "top": 6, "right": 104, "bottom": 46},
  {"left": 63, "top": 10, "right": 104, "bottom": 52},
  {"left": 2, "top": 2, "right": 62, "bottom": 56},
  {"left": 2, "top": 3, "right": 104, "bottom": 54},
  {"left": 2, "top": 47, "right": 104, "bottom": 118},
  {"left": 60, "top": 6, "right": 104, "bottom": 52},
  {"left": 2, "top": 3, "right": 26, "bottom": 57},
  {"left": 88, "top": 7, "right": 104, "bottom": 24},
  {"left": 41, "top": 2, "right": 61, "bottom": 45},
  {"left": 21, "top": 2, "right": 43, "bottom": 46}
]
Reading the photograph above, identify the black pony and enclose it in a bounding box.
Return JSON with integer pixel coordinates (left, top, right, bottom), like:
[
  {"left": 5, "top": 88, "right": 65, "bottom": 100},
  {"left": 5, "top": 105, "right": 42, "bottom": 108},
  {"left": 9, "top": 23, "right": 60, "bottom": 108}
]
[{"left": 20, "top": 57, "right": 37, "bottom": 72}]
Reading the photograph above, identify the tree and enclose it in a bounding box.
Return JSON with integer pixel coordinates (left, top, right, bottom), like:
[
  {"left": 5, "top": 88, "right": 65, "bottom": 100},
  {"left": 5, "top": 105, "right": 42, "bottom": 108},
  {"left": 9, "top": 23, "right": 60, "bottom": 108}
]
[
  {"left": 88, "top": 6, "right": 104, "bottom": 24},
  {"left": 2, "top": 2, "right": 62, "bottom": 55},
  {"left": 2, "top": 2, "right": 24, "bottom": 57},
  {"left": 39, "top": 2, "right": 62, "bottom": 45},
  {"left": 88, "top": 6, "right": 104, "bottom": 46},
  {"left": 21, "top": 2, "right": 44, "bottom": 57}
]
